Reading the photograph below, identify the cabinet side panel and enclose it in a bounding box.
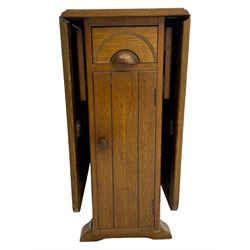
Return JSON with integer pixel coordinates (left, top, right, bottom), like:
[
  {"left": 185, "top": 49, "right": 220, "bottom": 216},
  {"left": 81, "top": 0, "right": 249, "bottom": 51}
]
[
  {"left": 138, "top": 71, "right": 156, "bottom": 228},
  {"left": 154, "top": 17, "right": 165, "bottom": 228},
  {"left": 84, "top": 18, "right": 99, "bottom": 232},
  {"left": 93, "top": 72, "right": 114, "bottom": 229},
  {"left": 112, "top": 72, "right": 138, "bottom": 228}
]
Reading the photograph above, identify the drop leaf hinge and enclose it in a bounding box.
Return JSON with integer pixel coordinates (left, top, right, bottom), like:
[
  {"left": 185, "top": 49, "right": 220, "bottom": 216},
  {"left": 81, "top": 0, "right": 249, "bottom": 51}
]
[
  {"left": 169, "top": 119, "right": 174, "bottom": 135},
  {"left": 76, "top": 120, "right": 81, "bottom": 137}
]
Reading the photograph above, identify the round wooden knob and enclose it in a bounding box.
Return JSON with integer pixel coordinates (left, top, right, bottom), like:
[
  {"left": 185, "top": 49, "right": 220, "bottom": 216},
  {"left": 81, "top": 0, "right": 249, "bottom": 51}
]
[
  {"left": 111, "top": 50, "right": 140, "bottom": 64},
  {"left": 97, "top": 138, "right": 108, "bottom": 150}
]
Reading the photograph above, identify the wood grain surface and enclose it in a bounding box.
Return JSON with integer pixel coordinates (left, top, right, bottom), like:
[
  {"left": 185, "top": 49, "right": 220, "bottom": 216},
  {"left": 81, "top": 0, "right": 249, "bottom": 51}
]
[
  {"left": 60, "top": 18, "right": 91, "bottom": 213},
  {"left": 138, "top": 71, "right": 156, "bottom": 228},
  {"left": 76, "top": 28, "right": 86, "bottom": 101},
  {"left": 93, "top": 72, "right": 113, "bottom": 229},
  {"left": 112, "top": 71, "right": 139, "bottom": 228},
  {"left": 164, "top": 27, "right": 173, "bottom": 99},
  {"left": 61, "top": 8, "right": 189, "bottom": 18},
  {"left": 169, "top": 17, "right": 190, "bottom": 210}
]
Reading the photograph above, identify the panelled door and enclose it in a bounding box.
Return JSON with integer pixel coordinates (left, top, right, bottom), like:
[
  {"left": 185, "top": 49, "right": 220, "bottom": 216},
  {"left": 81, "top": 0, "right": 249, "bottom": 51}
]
[{"left": 94, "top": 71, "right": 157, "bottom": 230}]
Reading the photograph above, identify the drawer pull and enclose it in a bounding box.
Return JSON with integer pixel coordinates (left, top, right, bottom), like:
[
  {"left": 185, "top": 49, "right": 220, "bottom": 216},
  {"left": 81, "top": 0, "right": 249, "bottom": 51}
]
[{"left": 111, "top": 50, "right": 140, "bottom": 64}]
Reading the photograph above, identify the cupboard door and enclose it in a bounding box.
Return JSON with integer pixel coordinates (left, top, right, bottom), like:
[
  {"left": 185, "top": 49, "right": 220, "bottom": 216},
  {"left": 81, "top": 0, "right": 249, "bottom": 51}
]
[
  {"left": 94, "top": 71, "right": 157, "bottom": 230},
  {"left": 60, "top": 17, "right": 90, "bottom": 212}
]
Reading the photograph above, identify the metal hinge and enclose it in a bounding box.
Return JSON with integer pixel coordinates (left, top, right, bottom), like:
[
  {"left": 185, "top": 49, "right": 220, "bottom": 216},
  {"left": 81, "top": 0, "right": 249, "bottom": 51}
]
[
  {"left": 76, "top": 120, "right": 81, "bottom": 137},
  {"left": 169, "top": 119, "right": 174, "bottom": 135}
]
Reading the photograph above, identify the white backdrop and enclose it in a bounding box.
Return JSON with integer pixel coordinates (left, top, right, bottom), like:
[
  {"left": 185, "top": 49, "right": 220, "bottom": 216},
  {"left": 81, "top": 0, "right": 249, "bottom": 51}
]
[{"left": 0, "top": 0, "right": 250, "bottom": 249}]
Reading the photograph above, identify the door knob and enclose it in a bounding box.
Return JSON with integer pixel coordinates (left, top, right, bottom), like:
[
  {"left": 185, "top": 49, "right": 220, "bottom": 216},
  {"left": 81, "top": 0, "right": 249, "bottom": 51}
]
[{"left": 97, "top": 138, "right": 108, "bottom": 150}]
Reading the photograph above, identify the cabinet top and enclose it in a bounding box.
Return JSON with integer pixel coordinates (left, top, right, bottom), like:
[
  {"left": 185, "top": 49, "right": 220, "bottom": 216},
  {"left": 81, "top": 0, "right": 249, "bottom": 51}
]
[{"left": 61, "top": 8, "right": 189, "bottom": 18}]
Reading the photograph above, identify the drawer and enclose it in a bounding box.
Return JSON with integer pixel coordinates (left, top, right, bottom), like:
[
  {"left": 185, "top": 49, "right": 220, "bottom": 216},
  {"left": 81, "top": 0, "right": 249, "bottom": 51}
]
[{"left": 92, "top": 26, "right": 158, "bottom": 64}]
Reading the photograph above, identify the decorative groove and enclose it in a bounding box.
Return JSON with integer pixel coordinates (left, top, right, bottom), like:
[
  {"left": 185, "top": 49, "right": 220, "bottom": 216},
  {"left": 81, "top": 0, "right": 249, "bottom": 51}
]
[
  {"left": 110, "top": 72, "right": 115, "bottom": 228},
  {"left": 138, "top": 72, "right": 141, "bottom": 227},
  {"left": 93, "top": 32, "right": 157, "bottom": 63}
]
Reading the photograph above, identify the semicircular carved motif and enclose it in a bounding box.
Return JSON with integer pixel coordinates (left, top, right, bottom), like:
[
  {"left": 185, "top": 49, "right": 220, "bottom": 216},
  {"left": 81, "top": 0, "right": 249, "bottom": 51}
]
[{"left": 93, "top": 31, "right": 157, "bottom": 63}]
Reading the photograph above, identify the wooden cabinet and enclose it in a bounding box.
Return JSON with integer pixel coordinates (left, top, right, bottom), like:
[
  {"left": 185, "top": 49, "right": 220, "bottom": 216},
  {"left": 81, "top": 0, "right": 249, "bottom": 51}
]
[{"left": 60, "top": 8, "right": 190, "bottom": 241}]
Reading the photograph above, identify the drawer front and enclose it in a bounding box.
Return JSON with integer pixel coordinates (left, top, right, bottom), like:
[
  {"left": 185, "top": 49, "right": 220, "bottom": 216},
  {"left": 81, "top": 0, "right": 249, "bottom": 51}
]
[{"left": 92, "top": 26, "right": 158, "bottom": 63}]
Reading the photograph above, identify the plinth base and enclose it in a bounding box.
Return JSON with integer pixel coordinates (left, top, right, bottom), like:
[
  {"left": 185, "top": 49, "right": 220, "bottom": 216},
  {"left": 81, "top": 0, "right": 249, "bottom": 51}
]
[{"left": 80, "top": 220, "right": 172, "bottom": 241}]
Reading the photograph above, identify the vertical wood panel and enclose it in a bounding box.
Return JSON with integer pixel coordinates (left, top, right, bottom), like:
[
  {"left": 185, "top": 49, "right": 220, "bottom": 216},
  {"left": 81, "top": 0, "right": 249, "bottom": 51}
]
[
  {"left": 94, "top": 72, "right": 113, "bottom": 229},
  {"left": 112, "top": 71, "right": 138, "bottom": 228},
  {"left": 154, "top": 17, "right": 165, "bottom": 229},
  {"left": 138, "top": 71, "right": 156, "bottom": 228},
  {"left": 76, "top": 28, "right": 86, "bottom": 101},
  {"left": 164, "top": 27, "right": 173, "bottom": 99}
]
